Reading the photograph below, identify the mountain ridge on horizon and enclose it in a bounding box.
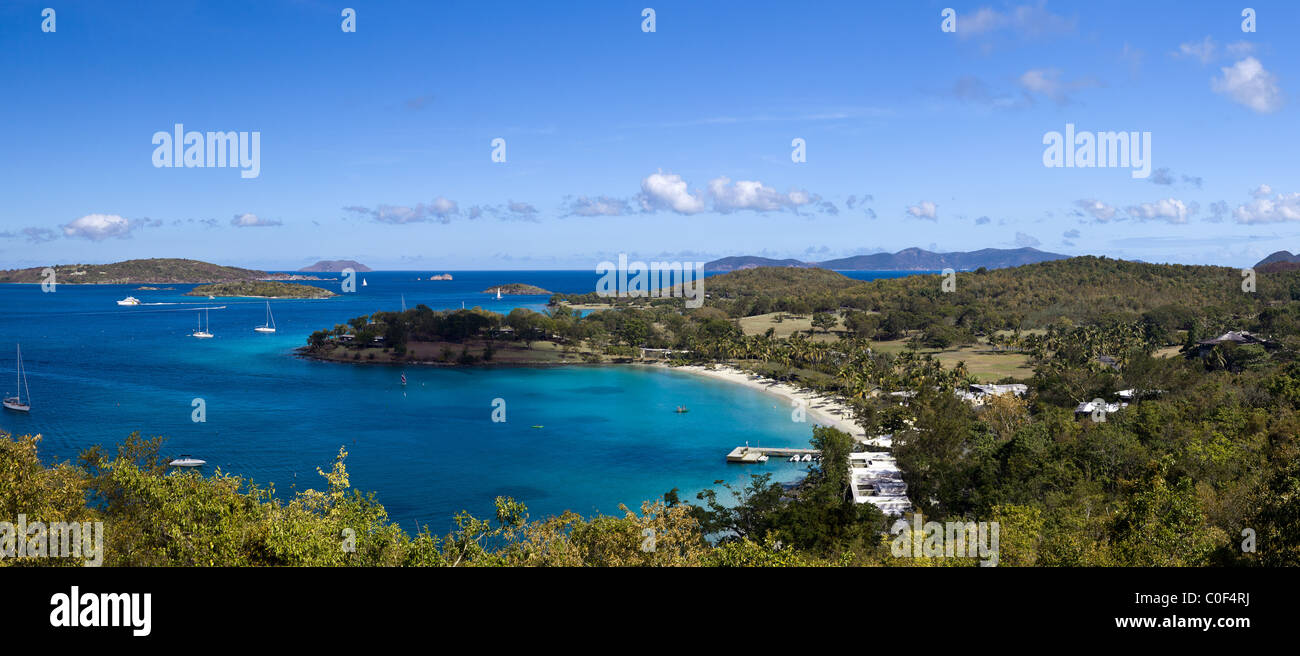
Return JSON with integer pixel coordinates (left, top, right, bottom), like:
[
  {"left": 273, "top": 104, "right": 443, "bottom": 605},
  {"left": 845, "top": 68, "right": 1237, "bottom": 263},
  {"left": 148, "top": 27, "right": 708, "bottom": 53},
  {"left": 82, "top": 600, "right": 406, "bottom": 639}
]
[{"left": 704, "top": 247, "right": 1070, "bottom": 272}]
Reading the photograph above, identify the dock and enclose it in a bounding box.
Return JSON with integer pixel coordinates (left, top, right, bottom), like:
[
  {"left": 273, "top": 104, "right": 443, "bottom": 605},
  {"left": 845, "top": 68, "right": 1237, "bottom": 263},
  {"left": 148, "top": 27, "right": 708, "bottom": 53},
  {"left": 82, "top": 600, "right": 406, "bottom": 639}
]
[{"left": 726, "top": 446, "right": 820, "bottom": 463}]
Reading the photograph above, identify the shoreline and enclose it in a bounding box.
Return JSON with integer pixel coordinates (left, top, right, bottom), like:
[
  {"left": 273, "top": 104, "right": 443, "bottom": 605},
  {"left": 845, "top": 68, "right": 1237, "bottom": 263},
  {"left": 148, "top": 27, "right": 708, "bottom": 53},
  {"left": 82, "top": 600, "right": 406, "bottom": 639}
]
[
  {"left": 658, "top": 363, "right": 866, "bottom": 441},
  {"left": 295, "top": 346, "right": 866, "bottom": 440}
]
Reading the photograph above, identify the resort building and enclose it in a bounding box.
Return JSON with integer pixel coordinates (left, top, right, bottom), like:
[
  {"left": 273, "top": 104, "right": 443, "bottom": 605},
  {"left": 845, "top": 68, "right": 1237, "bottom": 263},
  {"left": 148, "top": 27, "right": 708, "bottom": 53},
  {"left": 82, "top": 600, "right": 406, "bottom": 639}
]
[
  {"left": 959, "top": 383, "right": 1029, "bottom": 406},
  {"left": 1074, "top": 399, "right": 1127, "bottom": 418},
  {"left": 848, "top": 450, "right": 912, "bottom": 515},
  {"left": 1194, "top": 330, "right": 1275, "bottom": 357}
]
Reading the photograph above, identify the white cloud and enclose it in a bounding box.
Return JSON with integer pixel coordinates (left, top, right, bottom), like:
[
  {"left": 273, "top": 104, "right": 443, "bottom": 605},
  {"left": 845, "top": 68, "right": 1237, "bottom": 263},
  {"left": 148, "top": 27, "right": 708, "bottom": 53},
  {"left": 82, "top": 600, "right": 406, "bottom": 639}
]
[
  {"left": 1017, "top": 68, "right": 1097, "bottom": 105},
  {"left": 1014, "top": 232, "right": 1041, "bottom": 248},
  {"left": 506, "top": 201, "right": 538, "bottom": 218},
  {"left": 1234, "top": 192, "right": 1300, "bottom": 224},
  {"left": 62, "top": 214, "right": 133, "bottom": 240},
  {"left": 230, "top": 213, "right": 282, "bottom": 227},
  {"left": 960, "top": 4, "right": 1076, "bottom": 38},
  {"left": 565, "top": 196, "right": 630, "bottom": 217},
  {"left": 905, "top": 201, "right": 938, "bottom": 220},
  {"left": 707, "top": 177, "right": 816, "bottom": 213},
  {"left": 639, "top": 171, "right": 706, "bottom": 214},
  {"left": 1148, "top": 168, "right": 1175, "bottom": 185},
  {"left": 1126, "top": 198, "right": 1193, "bottom": 224},
  {"left": 430, "top": 196, "right": 458, "bottom": 218},
  {"left": 1225, "top": 41, "right": 1256, "bottom": 57},
  {"left": 1212, "top": 57, "right": 1282, "bottom": 113},
  {"left": 1074, "top": 199, "right": 1117, "bottom": 222},
  {"left": 1252, "top": 184, "right": 1273, "bottom": 198},
  {"left": 346, "top": 197, "right": 461, "bottom": 224},
  {"left": 1175, "top": 36, "right": 1217, "bottom": 64}
]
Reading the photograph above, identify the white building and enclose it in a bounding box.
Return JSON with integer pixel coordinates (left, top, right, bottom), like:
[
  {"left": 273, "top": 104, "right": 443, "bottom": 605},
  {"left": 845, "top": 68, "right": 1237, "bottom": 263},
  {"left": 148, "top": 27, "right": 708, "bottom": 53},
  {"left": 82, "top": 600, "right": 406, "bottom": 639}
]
[{"left": 848, "top": 451, "right": 912, "bottom": 515}]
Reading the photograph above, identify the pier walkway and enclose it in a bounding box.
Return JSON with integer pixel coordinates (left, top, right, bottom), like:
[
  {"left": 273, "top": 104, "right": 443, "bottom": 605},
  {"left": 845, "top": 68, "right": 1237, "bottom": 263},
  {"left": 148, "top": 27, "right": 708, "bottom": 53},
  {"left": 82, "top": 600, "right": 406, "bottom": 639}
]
[{"left": 726, "top": 446, "right": 820, "bottom": 463}]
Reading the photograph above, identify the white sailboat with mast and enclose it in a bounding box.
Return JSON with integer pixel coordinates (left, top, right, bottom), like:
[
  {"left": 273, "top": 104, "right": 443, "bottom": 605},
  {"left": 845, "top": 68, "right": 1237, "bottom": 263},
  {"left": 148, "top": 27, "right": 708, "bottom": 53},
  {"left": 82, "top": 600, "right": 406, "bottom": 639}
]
[
  {"left": 191, "top": 308, "right": 214, "bottom": 338},
  {"left": 4, "top": 344, "right": 31, "bottom": 412},
  {"left": 255, "top": 301, "right": 276, "bottom": 333}
]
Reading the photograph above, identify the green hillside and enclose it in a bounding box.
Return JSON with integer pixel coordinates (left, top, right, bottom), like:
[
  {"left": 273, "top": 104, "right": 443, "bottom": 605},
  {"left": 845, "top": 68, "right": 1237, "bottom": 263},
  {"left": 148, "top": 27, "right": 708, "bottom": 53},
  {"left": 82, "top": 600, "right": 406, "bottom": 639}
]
[
  {"left": 187, "top": 281, "right": 335, "bottom": 298},
  {"left": 0, "top": 258, "right": 265, "bottom": 284}
]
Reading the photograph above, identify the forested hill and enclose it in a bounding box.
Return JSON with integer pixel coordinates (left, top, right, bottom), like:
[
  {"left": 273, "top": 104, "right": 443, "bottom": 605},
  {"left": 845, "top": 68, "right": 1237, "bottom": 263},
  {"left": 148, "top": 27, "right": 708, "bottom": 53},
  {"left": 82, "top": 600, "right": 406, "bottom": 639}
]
[
  {"left": 703, "top": 256, "right": 1297, "bottom": 328},
  {"left": 0, "top": 258, "right": 265, "bottom": 284},
  {"left": 703, "top": 247, "right": 1068, "bottom": 272},
  {"left": 300, "top": 259, "right": 372, "bottom": 272}
]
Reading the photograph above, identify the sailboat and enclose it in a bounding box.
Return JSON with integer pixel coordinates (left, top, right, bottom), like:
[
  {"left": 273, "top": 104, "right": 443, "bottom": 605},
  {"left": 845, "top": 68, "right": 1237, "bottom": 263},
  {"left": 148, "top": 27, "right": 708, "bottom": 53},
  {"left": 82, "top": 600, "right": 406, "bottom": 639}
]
[
  {"left": 191, "top": 308, "right": 214, "bottom": 338},
  {"left": 496, "top": 288, "right": 502, "bottom": 300},
  {"left": 362, "top": 278, "right": 368, "bottom": 287},
  {"left": 255, "top": 301, "right": 276, "bottom": 333},
  {"left": 3, "top": 344, "right": 31, "bottom": 412}
]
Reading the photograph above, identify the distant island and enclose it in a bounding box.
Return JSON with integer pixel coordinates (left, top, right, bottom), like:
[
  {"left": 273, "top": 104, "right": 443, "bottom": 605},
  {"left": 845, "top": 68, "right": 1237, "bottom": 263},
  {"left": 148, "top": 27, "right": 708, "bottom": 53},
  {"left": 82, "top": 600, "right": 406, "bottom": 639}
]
[
  {"left": 0, "top": 258, "right": 265, "bottom": 284},
  {"left": 300, "top": 260, "right": 372, "bottom": 272},
  {"left": 704, "top": 247, "right": 1069, "bottom": 272},
  {"left": 427, "top": 273, "right": 453, "bottom": 281},
  {"left": 186, "top": 281, "right": 336, "bottom": 299},
  {"left": 1255, "top": 250, "right": 1300, "bottom": 273},
  {"left": 483, "top": 283, "right": 552, "bottom": 295}
]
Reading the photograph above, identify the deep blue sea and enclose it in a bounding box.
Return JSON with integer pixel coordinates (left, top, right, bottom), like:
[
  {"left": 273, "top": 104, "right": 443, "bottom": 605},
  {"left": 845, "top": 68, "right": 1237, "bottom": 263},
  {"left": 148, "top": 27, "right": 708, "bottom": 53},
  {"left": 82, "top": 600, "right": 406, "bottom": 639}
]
[{"left": 0, "top": 269, "right": 922, "bottom": 530}]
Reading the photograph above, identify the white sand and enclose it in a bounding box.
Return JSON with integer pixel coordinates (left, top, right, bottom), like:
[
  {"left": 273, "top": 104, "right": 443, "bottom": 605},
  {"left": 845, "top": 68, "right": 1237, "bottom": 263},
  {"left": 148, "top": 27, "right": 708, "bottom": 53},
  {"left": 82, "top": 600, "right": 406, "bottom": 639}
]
[{"left": 664, "top": 364, "right": 866, "bottom": 441}]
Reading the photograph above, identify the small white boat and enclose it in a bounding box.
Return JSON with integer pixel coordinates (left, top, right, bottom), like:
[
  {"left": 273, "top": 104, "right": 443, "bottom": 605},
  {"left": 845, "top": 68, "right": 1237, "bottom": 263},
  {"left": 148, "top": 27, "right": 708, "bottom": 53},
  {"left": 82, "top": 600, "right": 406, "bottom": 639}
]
[
  {"left": 496, "top": 288, "right": 502, "bottom": 300},
  {"left": 3, "top": 344, "right": 31, "bottom": 413},
  {"left": 254, "top": 301, "right": 276, "bottom": 333},
  {"left": 788, "top": 455, "right": 798, "bottom": 462},
  {"left": 116, "top": 296, "right": 140, "bottom": 306},
  {"left": 191, "top": 308, "right": 214, "bottom": 338},
  {"left": 169, "top": 455, "right": 206, "bottom": 467},
  {"left": 757, "top": 454, "right": 769, "bottom": 463},
  {"left": 801, "top": 454, "right": 813, "bottom": 462},
  {"left": 362, "top": 278, "right": 368, "bottom": 287}
]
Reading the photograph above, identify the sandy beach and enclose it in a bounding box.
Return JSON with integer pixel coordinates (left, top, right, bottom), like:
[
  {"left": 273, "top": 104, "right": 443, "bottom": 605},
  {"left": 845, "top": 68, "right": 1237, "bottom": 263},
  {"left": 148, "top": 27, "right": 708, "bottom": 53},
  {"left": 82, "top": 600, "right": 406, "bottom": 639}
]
[{"left": 664, "top": 364, "right": 866, "bottom": 441}]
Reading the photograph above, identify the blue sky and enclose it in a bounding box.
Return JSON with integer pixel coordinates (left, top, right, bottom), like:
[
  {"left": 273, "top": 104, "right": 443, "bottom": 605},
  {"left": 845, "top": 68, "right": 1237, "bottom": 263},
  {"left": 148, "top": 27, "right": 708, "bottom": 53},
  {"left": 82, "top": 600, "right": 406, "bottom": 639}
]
[{"left": 1, "top": 0, "right": 1297, "bottom": 269}]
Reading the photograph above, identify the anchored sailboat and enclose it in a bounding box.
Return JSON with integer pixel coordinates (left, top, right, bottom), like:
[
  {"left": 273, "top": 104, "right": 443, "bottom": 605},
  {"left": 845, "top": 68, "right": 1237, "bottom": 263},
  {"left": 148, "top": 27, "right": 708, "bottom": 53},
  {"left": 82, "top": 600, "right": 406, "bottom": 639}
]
[
  {"left": 192, "top": 308, "right": 214, "bottom": 338},
  {"left": 255, "top": 301, "right": 276, "bottom": 333},
  {"left": 496, "top": 287, "right": 502, "bottom": 300},
  {"left": 3, "top": 342, "right": 31, "bottom": 410}
]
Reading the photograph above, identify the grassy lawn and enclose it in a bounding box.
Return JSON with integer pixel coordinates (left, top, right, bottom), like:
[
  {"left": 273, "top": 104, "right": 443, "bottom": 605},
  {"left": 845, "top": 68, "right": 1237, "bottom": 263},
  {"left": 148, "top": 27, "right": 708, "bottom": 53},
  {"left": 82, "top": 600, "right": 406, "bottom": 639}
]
[
  {"left": 871, "top": 337, "right": 1032, "bottom": 381},
  {"left": 738, "top": 312, "right": 842, "bottom": 342}
]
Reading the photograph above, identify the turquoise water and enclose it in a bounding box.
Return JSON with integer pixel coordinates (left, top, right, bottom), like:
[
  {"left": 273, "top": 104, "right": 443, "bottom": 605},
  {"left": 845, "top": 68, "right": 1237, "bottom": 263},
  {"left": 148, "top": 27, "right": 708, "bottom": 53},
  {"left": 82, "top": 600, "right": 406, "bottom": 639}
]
[{"left": 0, "top": 270, "right": 924, "bottom": 530}]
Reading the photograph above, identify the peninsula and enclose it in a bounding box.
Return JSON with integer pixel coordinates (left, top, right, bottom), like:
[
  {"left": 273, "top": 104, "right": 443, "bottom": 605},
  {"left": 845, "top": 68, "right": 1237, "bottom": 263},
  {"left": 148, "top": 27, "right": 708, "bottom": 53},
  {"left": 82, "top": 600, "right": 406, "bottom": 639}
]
[
  {"left": 0, "top": 258, "right": 265, "bottom": 284},
  {"left": 187, "top": 281, "right": 336, "bottom": 299}
]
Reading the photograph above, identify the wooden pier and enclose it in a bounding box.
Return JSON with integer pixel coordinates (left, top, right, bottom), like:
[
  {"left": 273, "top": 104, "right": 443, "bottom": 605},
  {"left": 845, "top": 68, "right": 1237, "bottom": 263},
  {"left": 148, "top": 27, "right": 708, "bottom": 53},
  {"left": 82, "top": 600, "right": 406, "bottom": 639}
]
[{"left": 726, "top": 446, "right": 821, "bottom": 463}]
